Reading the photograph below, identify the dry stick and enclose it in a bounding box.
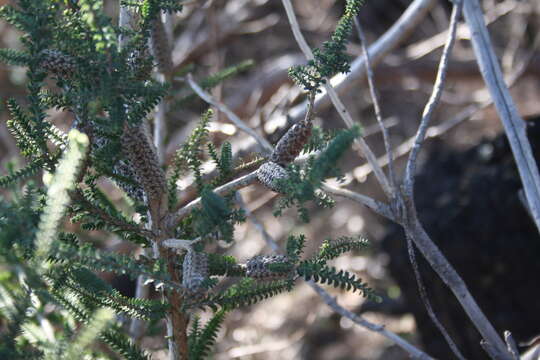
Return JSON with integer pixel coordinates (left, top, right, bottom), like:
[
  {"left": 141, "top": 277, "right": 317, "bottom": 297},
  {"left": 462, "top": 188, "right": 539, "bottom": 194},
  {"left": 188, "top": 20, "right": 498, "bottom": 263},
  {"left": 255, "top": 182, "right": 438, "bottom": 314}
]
[
  {"left": 186, "top": 74, "right": 274, "bottom": 155},
  {"left": 406, "top": 236, "right": 466, "bottom": 360},
  {"left": 234, "top": 193, "right": 434, "bottom": 360},
  {"left": 321, "top": 184, "right": 395, "bottom": 221},
  {"left": 462, "top": 0, "right": 540, "bottom": 236},
  {"left": 310, "top": 283, "right": 434, "bottom": 360},
  {"left": 401, "top": 3, "right": 511, "bottom": 359},
  {"left": 403, "top": 8, "right": 467, "bottom": 355},
  {"left": 404, "top": 3, "right": 460, "bottom": 200},
  {"left": 280, "top": 0, "right": 393, "bottom": 199},
  {"left": 286, "top": 0, "right": 436, "bottom": 124},
  {"left": 353, "top": 17, "right": 397, "bottom": 193}
]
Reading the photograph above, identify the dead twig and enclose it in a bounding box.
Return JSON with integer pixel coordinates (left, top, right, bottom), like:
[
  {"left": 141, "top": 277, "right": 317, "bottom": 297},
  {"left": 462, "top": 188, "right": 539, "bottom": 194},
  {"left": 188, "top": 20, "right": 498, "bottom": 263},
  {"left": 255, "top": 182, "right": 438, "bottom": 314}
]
[{"left": 463, "top": 0, "right": 540, "bottom": 239}]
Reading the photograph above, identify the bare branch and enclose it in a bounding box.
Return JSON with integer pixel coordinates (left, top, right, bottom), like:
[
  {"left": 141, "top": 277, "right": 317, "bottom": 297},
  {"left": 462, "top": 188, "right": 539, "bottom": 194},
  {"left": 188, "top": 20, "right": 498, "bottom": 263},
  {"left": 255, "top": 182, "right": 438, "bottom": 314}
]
[
  {"left": 321, "top": 184, "right": 395, "bottom": 222},
  {"left": 406, "top": 236, "right": 466, "bottom": 360},
  {"left": 354, "top": 17, "right": 396, "bottom": 191},
  {"left": 309, "top": 282, "right": 435, "bottom": 360},
  {"left": 404, "top": 2, "right": 462, "bottom": 198},
  {"left": 463, "top": 0, "right": 540, "bottom": 236},
  {"left": 186, "top": 74, "right": 274, "bottom": 155}
]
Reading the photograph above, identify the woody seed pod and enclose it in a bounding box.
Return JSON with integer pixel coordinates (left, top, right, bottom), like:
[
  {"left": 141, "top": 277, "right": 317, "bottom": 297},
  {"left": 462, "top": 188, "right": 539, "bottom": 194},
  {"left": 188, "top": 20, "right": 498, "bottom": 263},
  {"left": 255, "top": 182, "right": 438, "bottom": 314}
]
[
  {"left": 246, "top": 255, "right": 291, "bottom": 280},
  {"left": 121, "top": 122, "right": 167, "bottom": 207},
  {"left": 150, "top": 19, "right": 172, "bottom": 75},
  {"left": 257, "top": 162, "right": 289, "bottom": 193},
  {"left": 270, "top": 118, "right": 312, "bottom": 165},
  {"left": 39, "top": 49, "right": 76, "bottom": 78},
  {"left": 182, "top": 250, "right": 208, "bottom": 292}
]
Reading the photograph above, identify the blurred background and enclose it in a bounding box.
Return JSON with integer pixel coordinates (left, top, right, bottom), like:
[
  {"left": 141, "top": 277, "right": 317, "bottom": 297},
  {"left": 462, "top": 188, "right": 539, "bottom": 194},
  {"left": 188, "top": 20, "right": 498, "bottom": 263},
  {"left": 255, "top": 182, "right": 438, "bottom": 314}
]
[{"left": 1, "top": 0, "right": 540, "bottom": 359}]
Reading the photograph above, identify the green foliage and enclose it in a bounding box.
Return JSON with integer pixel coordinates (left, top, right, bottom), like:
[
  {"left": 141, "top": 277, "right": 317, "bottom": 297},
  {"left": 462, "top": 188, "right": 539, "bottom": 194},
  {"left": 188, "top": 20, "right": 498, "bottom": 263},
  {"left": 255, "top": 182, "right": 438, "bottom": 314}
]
[
  {"left": 0, "top": 158, "right": 45, "bottom": 188},
  {"left": 188, "top": 310, "right": 227, "bottom": 360},
  {"left": 288, "top": 0, "right": 365, "bottom": 91},
  {"left": 64, "top": 308, "right": 114, "bottom": 360},
  {"left": 302, "top": 126, "right": 338, "bottom": 154},
  {"left": 192, "top": 278, "right": 295, "bottom": 311},
  {"left": 272, "top": 126, "right": 359, "bottom": 222},
  {"left": 48, "top": 266, "right": 167, "bottom": 320},
  {"left": 315, "top": 236, "right": 369, "bottom": 263},
  {"left": 286, "top": 234, "right": 306, "bottom": 264},
  {"left": 0, "top": 48, "right": 32, "bottom": 66},
  {"left": 207, "top": 253, "right": 245, "bottom": 277},
  {"left": 169, "top": 109, "right": 213, "bottom": 206},
  {"left": 208, "top": 141, "right": 233, "bottom": 185},
  {"left": 296, "top": 261, "right": 378, "bottom": 300}
]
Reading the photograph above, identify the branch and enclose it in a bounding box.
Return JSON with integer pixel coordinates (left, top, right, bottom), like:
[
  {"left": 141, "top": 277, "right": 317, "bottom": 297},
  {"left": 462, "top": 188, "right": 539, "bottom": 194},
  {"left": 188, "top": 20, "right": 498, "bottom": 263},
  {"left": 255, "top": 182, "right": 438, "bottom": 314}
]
[
  {"left": 321, "top": 184, "right": 395, "bottom": 222},
  {"left": 186, "top": 74, "right": 274, "bottom": 155},
  {"left": 463, "top": 0, "right": 540, "bottom": 236},
  {"left": 403, "top": 2, "right": 461, "bottom": 198},
  {"left": 309, "top": 282, "right": 434, "bottom": 360},
  {"left": 167, "top": 170, "right": 259, "bottom": 229},
  {"left": 354, "top": 17, "right": 396, "bottom": 191}
]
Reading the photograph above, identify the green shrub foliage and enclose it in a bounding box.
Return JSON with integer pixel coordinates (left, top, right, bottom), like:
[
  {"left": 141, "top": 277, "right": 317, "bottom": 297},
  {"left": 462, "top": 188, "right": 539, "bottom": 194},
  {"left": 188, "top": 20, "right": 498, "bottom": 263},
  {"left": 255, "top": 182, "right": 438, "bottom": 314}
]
[{"left": 0, "top": 0, "right": 376, "bottom": 358}]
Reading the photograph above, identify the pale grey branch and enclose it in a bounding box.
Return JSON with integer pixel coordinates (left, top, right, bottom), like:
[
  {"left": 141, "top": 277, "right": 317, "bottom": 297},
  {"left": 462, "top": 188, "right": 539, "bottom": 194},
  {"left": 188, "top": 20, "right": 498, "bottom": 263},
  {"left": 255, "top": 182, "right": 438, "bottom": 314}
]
[{"left": 463, "top": 0, "right": 540, "bottom": 236}]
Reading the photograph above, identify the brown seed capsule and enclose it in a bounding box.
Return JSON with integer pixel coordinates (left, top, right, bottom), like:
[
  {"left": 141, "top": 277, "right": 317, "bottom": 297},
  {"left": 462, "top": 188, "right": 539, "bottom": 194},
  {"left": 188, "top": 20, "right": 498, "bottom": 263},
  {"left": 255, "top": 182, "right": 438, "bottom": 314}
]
[
  {"left": 270, "top": 118, "right": 312, "bottom": 165},
  {"left": 150, "top": 19, "right": 172, "bottom": 75},
  {"left": 257, "top": 162, "right": 289, "bottom": 193},
  {"left": 182, "top": 250, "right": 208, "bottom": 292},
  {"left": 246, "top": 255, "right": 291, "bottom": 280},
  {"left": 39, "top": 49, "right": 76, "bottom": 78},
  {"left": 121, "top": 122, "right": 167, "bottom": 207}
]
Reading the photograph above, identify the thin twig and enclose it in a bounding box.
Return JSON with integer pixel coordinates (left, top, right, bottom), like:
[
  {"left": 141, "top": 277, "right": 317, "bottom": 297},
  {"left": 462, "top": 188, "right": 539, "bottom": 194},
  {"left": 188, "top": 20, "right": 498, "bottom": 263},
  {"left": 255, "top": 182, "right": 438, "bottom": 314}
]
[
  {"left": 309, "top": 282, "right": 434, "bottom": 360},
  {"left": 168, "top": 170, "right": 259, "bottom": 228},
  {"left": 463, "top": 0, "right": 540, "bottom": 238},
  {"left": 354, "top": 17, "right": 396, "bottom": 191},
  {"left": 406, "top": 236, "right": 466, "bottom": 360},
  {"left": 281, "top": 0, "right": 393, "bottom": 198},
  {"left": 321, "top": 184, "right": 395, "bottom": 222},
  {"left": 404, "top": 3, "right": 462, "bottom": 198},
  {"left": 504, "top": 331, "right": 520, "bottom": 360},
  {"left": 186, "top": 74, "right": 274, "bottom": 155}
]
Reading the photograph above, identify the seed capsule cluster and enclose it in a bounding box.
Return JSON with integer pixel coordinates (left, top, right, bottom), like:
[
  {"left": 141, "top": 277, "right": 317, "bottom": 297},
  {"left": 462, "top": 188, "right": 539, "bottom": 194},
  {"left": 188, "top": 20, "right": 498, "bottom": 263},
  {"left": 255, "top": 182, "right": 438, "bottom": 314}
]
[
  {"left": 246, "top": 255, "right": 291, "bottom": 280},
  {"left": 270, "top": 118, "right": 312, "bottom": 165},
  {"left": 39, "top": 49, "right": 76, "bottom": 78},
  {"left": 182, "top": 250, "right": 208, "bottom": 292},
  {"left": 256, "top": 161, "right": 289, "bottom": 193},
  {"left": 258, "top": 116, "right": 313, "bottom": 192}
]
